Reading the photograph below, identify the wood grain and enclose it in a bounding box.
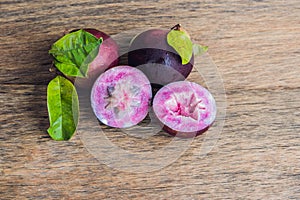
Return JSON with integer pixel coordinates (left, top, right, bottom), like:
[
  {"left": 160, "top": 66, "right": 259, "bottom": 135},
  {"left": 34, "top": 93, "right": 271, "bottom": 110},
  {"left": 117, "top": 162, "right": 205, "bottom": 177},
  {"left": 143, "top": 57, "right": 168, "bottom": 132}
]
[{"left": 1, "top": 0, "right": 299, "bottom": 199}]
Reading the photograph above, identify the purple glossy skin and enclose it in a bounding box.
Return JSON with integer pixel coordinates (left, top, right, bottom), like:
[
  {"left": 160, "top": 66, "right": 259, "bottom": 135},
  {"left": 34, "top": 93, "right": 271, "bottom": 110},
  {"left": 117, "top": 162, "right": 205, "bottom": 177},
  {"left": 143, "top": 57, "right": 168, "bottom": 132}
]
[
  {"left": 128, "top": 29, "right": 194, "bottom": 87},
  {"left": 153, "top": 81, "right": 216, "bottom": 138},
  {"left": 74, "top": 28, "right": 119, "bottom": 88}
]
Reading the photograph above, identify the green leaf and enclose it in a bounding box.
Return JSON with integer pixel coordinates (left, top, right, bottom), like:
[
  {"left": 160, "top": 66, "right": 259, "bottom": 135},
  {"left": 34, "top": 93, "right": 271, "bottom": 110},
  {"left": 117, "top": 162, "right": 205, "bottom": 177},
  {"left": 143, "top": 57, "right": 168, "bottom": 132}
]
[
  {"left": 167, "top": 29, "right": 193, "bottom": 65},
  {"left": 193, "top": 44, "right": 208, "bottom": 56},
  {"left": 47, "top": 76, "right": 79, "bottom": 141},
  {"left": 49, "top": 30, "right": 103, "bottom": 77}
]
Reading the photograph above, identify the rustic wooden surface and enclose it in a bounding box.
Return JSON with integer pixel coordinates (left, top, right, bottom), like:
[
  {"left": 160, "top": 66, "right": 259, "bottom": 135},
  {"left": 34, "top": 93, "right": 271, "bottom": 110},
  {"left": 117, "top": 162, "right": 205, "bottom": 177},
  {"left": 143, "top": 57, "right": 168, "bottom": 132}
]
[{"left": 1, "top": 0, "right": 300, "bottom": 199}]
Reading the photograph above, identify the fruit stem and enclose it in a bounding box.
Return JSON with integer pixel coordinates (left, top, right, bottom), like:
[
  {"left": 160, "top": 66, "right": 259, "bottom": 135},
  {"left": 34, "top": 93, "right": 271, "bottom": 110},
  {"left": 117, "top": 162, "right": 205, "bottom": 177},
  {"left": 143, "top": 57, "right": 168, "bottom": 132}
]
[{"left": 171, "top": 24, "right": 182, "bottom": 31}]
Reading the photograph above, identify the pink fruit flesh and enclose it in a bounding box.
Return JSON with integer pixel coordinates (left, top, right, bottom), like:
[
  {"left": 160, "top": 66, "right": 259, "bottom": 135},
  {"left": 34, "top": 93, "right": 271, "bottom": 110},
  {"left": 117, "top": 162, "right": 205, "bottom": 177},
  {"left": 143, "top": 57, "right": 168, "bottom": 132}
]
[
  {"left": 153, "top": 81, "right": 216, "bottom": 138},
  {"left": 74, "top": 29, "right": 119, "bottom": 88},
  {"left": 91, "top": 66, "right": 152, "bottom": 128}
]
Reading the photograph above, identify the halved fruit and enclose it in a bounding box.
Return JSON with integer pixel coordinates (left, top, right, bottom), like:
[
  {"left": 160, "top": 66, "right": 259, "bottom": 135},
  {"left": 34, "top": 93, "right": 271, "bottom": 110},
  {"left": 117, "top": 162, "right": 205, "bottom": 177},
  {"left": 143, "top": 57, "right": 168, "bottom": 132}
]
[
  {"left": 152, "top": 81, "right": 216, "bottom": 138},
  {"left": 91, "top": 66, "right": 152, "bottom": 128}
]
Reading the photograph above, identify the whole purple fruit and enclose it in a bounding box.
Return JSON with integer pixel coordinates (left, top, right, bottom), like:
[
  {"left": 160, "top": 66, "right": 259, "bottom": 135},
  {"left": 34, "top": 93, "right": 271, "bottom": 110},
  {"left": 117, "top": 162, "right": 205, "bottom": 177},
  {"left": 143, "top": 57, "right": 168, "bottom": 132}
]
[
  {"left": 72, "top": 28, "right": 119, "bottom": 88},
  {"left": 128, "top": 26, "right": 194, "bottom": 88}
]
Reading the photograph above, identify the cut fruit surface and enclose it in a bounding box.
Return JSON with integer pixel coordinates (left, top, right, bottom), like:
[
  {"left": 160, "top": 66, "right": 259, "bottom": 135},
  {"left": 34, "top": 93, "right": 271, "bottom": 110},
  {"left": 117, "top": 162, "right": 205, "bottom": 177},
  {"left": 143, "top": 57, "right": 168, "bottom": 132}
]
[
  {"left": 91, "top": 66, "right": 152, "bottom": 128},
  {"left": 153, "top": 81, "right": 216, "bottom": 137}
]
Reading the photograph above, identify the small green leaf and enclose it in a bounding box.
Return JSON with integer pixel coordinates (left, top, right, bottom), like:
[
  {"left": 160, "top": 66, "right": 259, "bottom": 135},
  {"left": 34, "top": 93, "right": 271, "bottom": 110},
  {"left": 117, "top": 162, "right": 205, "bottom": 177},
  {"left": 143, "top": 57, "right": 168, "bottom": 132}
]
[
  {"left": 49, "top": 30, "right": 103, "bottom": 77},
  {"left": 47, "top": 76, "right": 79, "bottom": 141},
  {"left": 167, "top": 29, "right": 193, "bottom": 65},
  {"left": 193, "top": 44, "right": 208, "bottom": 56}
]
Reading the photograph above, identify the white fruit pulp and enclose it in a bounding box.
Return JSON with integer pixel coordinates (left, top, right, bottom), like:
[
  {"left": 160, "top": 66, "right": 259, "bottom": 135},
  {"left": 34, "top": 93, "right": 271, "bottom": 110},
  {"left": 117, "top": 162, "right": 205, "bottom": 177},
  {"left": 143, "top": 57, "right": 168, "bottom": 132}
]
[
  {"left": 91, "top": 66, "right": 152, "bottom": 128},
  {"left": 153, "top": 81, "right": 216, "bottom": 133}
]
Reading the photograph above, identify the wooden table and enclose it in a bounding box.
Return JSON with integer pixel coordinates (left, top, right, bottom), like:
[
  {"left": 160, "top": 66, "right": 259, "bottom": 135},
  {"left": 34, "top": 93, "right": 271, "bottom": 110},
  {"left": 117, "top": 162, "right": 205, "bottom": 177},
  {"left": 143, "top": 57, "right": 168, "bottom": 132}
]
[{"left": 1, "top": 0, "right": 299, "bottom": 199}]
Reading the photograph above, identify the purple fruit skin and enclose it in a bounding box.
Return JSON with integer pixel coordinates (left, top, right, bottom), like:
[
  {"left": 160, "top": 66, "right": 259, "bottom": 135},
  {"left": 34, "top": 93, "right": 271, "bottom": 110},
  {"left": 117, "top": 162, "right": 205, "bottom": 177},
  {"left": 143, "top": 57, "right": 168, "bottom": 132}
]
[
  {"left": 128, "top": 29, "right": 194, "bottom": 87},
  {"left": 74, "top": 28, "right": 119, "bottom": 88},
  {"left": 163, "top": 125, "right": 210, "bottom": 138}
]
